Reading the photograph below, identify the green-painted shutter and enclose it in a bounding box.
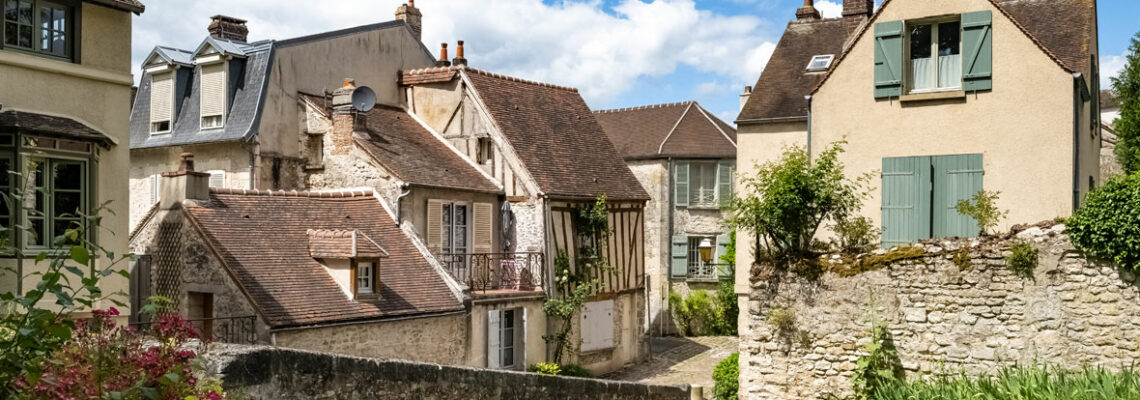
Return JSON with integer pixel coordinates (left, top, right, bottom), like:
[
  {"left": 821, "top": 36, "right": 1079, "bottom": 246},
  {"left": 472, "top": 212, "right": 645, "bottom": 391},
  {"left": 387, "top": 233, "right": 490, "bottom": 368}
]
[
  {"left": 881, "top": 156, "right": 932, "bottom": 248},
  {"left": 671, "top": 235, "right": 689, "bottom": 278},
  {"left": 716, "top": 161, "right": 734, "bottom": 206},
  {"left": 961, "top": 11, "right": 993, "bottom": 91},
  {"left": 715, "top": 234, "right": 730, "bottom": 277},
  {"left": 675, "top": 162, "right": 690, "bottom": 207},
  {"left": 874, "top": 20, "right": 905, "bottom": 99},
  {"left": 932, "top": 154, "right": 984, "bottom": 238}
]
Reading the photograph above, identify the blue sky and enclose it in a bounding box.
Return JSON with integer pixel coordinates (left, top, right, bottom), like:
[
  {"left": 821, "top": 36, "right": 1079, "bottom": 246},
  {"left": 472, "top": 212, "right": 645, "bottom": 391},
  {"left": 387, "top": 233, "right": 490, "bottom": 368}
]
[{"left": 132, "top": 0, "right": 1140, "bottom": 124}]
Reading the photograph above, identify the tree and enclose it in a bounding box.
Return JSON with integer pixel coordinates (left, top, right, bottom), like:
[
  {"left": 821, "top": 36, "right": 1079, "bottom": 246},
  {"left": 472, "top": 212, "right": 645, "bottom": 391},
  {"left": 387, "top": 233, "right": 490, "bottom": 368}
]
[{"left": 1113, "top": 32, "right": 1140, "bottom": 174}]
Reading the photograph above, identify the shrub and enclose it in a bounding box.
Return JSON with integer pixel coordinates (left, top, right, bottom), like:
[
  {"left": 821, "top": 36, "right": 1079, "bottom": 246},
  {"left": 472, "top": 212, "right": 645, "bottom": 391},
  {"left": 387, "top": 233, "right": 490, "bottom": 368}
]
[
  {"left": 833, "top": 215, "right": 881, "bottom": 253},
  {"left": 766, "top": 306, "right": 797, "bottom": 336},
  {"left": 852, "top": 294, "right": 904, "bottom": 400},
  {"left": 712, "top": 280, "right": 739, "bottom": 336},
  {"left": 952, "top": 248, "right": 971, "bottom": 271},
  {"left": 1067, "top": 173, "right": 1140, "bottom": 271},
  {"left": 559, "top": 364, "right": 593, "bottom": 378},
  {"left": 1006, "top": 240, "right": 1039, "bottom": 280},
  {"left": 528, "top": 363, "right": 592, "bottom": 378},
  {"left": 712, "top": 353, "right": 739, "bottom": 400},
  {"left": 684, "top": 290, "right": 715, "bottom": 335},
  {"left": 529, "top": 362, "right": 561, "bottom": 376},
  {"left": 871, "top": 365, "right": 1140, "bottom": 400},
  {"left": 954, "top": 190, "right": 1008, "bottom": 236},
  {"left": 1112, "top": 32, "right": 1140, "bottom": 174},
  {"left": 671, "top": 288, "right": 737, "bottom": 337}
]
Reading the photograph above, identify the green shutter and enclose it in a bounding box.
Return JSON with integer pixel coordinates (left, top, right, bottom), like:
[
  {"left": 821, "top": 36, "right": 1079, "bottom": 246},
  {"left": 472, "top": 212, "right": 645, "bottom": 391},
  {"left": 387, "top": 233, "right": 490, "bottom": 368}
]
[
  {"left": 675, "top": 162, "right": 690, "bottom": 207},
  {"left": 671, "top": 235, "right": 689, "bottom": 278},
  {"left": 715, "top": 234, "right": 731, "bottom": 277},
  {"left": 932, "top": 154, "right": 984, "bottom": 238},
  {"left": 716, "top": 161, "right": 734, "bottom": 206},
  {"left": 961, "top": 11, "right": 993, "bottom": 91},
  {"left": 881, "top": 156, "right": 932, "bottom": 248},
  {"left": 874, "top": 20, "right": 905, "bottom": 99}
]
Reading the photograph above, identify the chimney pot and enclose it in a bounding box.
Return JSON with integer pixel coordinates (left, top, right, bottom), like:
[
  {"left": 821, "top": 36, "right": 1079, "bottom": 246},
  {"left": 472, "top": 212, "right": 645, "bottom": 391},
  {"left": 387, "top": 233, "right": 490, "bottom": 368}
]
[
  {"left": 208, "top": 15, "right": 249, "bottom": 42},
  {"left": 745, "top": 86, "right": 753, "bottom": 94},
  {"left": 436, "top": 42, "right": 452, "bottom": 67},
  {"left": 343, "top": 78, "right": 356, "bottom": 88},
  {"left": 453, "top": 40, "right": 468, "bottom": 66}
]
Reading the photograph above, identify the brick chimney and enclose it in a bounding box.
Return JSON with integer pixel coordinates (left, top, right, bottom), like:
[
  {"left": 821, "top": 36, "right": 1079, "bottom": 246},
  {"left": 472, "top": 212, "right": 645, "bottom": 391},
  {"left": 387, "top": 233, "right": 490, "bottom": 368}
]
[
  {"left": 160, "top": 153, "right": 211, "bottom": 209},
  {"left": 452, "top": 40, "right": 467, "bottom": 66},
  {"left": 330, "top": 79, "right": 362, "bottom": 156},
  {"left": 435, "top": 42, "right": 451, "bottom": 67},
  {"left": 842, "top": 0, "right": 874, "bottom": 35},
  {"left": 740, "top": 86, "right": 753, "bottom": 112},
  {"left": 796, "top": 0, "right": 821, "bottom": 21},
  {"left": 395, "top": 1, "right": 422, "bottom": 41},
  {"left": 208, "top": 15, "right": 249, "bottom": 42}
]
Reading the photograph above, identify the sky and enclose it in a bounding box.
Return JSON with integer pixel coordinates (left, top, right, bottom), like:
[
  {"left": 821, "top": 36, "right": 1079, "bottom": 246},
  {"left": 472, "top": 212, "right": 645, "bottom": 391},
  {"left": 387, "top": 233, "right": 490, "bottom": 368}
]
[{"left": 130, "top": 0, "right": 1140, "bottom": 124}]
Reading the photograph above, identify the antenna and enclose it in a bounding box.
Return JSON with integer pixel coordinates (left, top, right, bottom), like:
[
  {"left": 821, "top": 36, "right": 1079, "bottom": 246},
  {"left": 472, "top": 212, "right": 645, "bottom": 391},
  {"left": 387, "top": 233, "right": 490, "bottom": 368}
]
[{"left": 351, "top": 86, "right": 377, "bottom": 112}]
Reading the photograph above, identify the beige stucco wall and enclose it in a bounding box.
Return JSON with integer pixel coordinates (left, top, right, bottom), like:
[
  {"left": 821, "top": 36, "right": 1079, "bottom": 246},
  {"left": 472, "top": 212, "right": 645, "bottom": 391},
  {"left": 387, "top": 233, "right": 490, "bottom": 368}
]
[
  {"left": 567, "top": 290, "right": 646, "bottom": 375},
  {"left": 403, "top": 187, "right": 503, "bottom": 254},
  {"left": 274, "top": 313, "right": 469, "bottom": 366},
  {"left": 129, "top": 143, "right": 253, "bottom": 230},
  {"left": 468, "top": 297, "right": 548, "bottom": 370},
  {"left": 811, "top": 0, "right": 1096, "bottom": 236},
  {"left": 0, "top": 2, "right": 134, "bottom": 314}
]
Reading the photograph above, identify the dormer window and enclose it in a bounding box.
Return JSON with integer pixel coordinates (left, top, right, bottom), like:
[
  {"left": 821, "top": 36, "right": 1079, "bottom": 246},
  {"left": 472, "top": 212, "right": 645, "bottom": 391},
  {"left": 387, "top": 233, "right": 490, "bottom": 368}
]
[
  {"left": 3, "top": 0, "right": 73, "bottom": 60},
  {"left": 308, "top": 229, "right": 388, "bottom": 300},
  {"left": 149, "top": 70, "right": 173, "bottom": 134},
  {"left": 354, "top": 260, "right": 375, "bottom": 296},
  {"left": 199, "top": 61, "right": 227, "bottom": 130},
  {"left": 807, "top": 54, "right": 834, "bottom": 71}
]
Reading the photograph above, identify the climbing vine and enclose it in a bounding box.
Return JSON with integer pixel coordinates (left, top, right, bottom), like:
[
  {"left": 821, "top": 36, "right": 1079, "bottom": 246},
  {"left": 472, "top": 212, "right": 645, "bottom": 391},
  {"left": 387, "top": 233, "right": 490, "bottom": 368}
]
[{"left": 543, "top": 195, "right": 612, "bottom": 364}]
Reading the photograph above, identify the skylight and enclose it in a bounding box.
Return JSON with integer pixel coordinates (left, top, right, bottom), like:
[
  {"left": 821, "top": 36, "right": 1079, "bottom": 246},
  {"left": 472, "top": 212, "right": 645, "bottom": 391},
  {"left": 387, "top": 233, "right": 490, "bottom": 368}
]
[{"left": 807, "top": 54, "right": 835, "bottom": 71}]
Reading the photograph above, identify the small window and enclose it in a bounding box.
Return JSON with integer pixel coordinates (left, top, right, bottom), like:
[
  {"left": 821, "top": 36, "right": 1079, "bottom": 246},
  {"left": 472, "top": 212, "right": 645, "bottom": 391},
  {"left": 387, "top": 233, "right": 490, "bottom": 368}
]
[
  {"left": 149, "top": 71, "right": 174, "bottom": 134},
  {"left": 499, "top": 309, "right": 515, "bottom": 367},
  {"left": 150, "top": 121, "right": 170, "bottom": 134},
  {"left": 2, "top": 0, "right": 72, "bottom": 60},
  {"left": 907, "top": 20, "right": 961, "bottom": 92},
  {"left": 356, "top": 261, "right": 374, "bottom": 295},
  {"left": 206, "top": 170, "right": 225, "bottom": 188},
  {"left": 201, "top": 115, "right": 223, "bottom": 130},
  {"left": 476, "top": 137, "right": 494, "bottom": 165},
  {"left": 806, "top": 54, "right": 834, "bottom": 71}
]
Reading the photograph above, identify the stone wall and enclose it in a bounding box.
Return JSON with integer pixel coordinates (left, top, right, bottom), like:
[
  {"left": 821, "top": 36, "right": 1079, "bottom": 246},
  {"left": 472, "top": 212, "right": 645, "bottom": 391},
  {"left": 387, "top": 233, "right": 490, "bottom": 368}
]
[
  {"left": 627, "top": 160, "right": 670, "bottom": 333},
  {"left": 741, "top": 224, "right": 1140, "bottom": 399},
  {"left": 274, "top": 313, "right": 469, "bottom": 366},
  {"left": 203, "top": 345, "right": 690, "bottom": 400}
]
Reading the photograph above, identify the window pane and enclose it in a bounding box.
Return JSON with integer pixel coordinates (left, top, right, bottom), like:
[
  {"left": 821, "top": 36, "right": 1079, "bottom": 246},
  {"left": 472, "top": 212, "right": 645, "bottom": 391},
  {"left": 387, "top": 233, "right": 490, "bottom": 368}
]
[
  {"left": 503, "top": 310, "right": 514, "bottom": 328},
  {"left": 54, "top": 218, "right": 78, "bottom": 243},
  {"left": 17, "top": 24, "right": 29, "bottom": 47},
  {"left": 52, "top": 8, "right": 63, "bottom": 31},
  {"left": 4, "top": 1, "right": 16, "bottom": 22},
  {"left": 502, "top": 328, "right": 513, "bottom": 346},
  {"left": 16, "top": 0, "right": 28, "bottom": 24},
  {"left": 938, "top": 22, "right": 960, "bottom": 56},
  {"left": 910, "top": 24, "right": 932, "bottom": 59},
  {"left": 28, "top": 218, "right": 43, "bottom": 246},
  {"left": 39, "top": 28, "right": 48, "bottom": 51},
  {"left": 54, "top": 191, "right": 80, "bottom": 215},
  {"left": 454, "top": 205, "right": 467, "bottom": 226},
  {"left": 501, "top": 348, "right": 513, "bottom": 367},
  {"left": 0, "top": 157, "right": 9, "bottom": 186},
  {"left": 4, "top": 23, "right": 16, "bottom": 45},
  {"left": 53, "top": 162, "right": 81, "bottom": 190}
]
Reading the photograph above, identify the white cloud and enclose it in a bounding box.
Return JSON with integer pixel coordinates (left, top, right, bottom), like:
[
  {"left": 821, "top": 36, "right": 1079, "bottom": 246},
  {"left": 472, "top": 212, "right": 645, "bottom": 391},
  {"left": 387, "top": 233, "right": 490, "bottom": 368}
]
[
  {"left": 131, "top": 0, "right": 778, "bottom": 106},
  {"left": 815, "top": 1, "right": 843, "bottom": 18},
  {"left": 1101, "top": 53, "right": 1127, "bottom": 89}
]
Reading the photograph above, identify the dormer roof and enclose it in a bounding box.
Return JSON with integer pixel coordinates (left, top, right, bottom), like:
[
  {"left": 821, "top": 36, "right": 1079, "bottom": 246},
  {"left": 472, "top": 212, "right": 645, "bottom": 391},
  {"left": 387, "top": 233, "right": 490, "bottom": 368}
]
[
  {"left": 193, "top": 36, "right": 250, "bottom": 59},
  {"left": 142, "top": 46, "right": 195, "bottom": 68},
  {"left": 308, "top": 229, "right": 389, "bottom": 259}
]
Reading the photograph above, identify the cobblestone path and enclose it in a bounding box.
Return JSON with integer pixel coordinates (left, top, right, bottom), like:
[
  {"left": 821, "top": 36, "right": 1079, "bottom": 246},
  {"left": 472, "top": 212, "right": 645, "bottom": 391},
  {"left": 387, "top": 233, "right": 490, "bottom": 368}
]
[{"left": 603, "top": 336, "right": 739, "bottom": 396}]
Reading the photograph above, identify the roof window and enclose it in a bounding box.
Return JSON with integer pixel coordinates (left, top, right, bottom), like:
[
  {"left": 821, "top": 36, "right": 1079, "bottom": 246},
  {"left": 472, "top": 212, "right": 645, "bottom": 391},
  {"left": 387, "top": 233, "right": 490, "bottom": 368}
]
[{"left": 807, "top": 54, "right": 834, "bottom": 71}]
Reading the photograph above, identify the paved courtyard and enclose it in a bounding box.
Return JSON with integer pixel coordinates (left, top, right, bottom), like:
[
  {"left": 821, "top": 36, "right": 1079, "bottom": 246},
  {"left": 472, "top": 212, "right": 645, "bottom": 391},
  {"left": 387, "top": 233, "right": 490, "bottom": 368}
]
[{"left": 603, "top": 336, "right": 739, "bottom": 395}]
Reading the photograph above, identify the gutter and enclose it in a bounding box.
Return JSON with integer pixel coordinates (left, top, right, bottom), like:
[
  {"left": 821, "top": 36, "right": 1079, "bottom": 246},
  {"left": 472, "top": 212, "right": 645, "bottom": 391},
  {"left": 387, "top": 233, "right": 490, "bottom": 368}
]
[
  {"left": 664, "top": 157, "right": 675, "bottom": 338},
  {"left": 734, "top": 115, "right": 808, "bottom": 125},
  {"left": 1072, "top": 73, "right": 1088, "bottom": 211},
  {"left": 395, "top": 183, "right": 412, "bottom": 224}
]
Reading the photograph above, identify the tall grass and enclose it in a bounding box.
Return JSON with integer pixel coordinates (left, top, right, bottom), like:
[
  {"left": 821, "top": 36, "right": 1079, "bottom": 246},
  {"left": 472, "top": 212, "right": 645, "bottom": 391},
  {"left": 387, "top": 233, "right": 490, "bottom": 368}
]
[{"left": 873, "top": 366, "right": 1140, "bottom": 400}]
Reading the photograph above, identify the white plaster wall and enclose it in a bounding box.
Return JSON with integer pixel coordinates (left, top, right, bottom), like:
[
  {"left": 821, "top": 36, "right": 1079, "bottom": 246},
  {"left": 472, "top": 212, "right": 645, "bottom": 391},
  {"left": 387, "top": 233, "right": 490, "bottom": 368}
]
[{"left": 468, "top": 298, "right": 548, "bottom": 370}]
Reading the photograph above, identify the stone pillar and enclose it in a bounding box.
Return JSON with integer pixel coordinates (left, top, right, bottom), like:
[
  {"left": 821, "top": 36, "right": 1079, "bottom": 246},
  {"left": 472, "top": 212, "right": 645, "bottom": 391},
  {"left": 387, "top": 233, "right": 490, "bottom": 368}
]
[
  {"left": 395, "top": 1, "right": 423, "bottom": 41},
  {"left": 330, "top": 79, "right": 359, "bottom": 156}
]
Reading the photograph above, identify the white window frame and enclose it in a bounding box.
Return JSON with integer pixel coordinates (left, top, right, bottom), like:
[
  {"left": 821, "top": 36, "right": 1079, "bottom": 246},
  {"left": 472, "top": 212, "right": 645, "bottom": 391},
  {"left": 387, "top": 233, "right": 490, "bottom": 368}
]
[
  {"left": 688, "top": 162, "right": 718, "bottom": 208},
  {"left": 147, "top": 68, "right": 174, "bottom": 135},
  {"left": 440, "top": 201, "right": 471, "bottom": 255},
  {"left": 806, "top": 54, "right": 834, "bottom": 71},
  {"left": 355, "top": 261, "right": 374, "bottom": 295},
  {"left": 905, "top": 17, "right": 962, "bottom": 94},
  {"left": 198, "top": 59, "right": 227, "bottom": 131},
  {"left": 200, "top": 115, "right": 224, "bottom": 130}
]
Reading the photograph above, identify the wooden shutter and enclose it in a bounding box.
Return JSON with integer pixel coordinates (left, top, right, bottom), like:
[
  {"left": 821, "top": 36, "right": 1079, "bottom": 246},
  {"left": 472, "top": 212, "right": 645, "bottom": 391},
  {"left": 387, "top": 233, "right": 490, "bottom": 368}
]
[
  {"left": 200, "top": 62, "right": 227, "bottom": 118},
  {"left": 874, "top": 20, "right": 905, "bottom": 98},
  {"left": 474, "top": 202, "right": 493, "bottom": 253},
  {"left": 932, "top": 154, "right": 984, "bottom": 238},
  {"left": 674, "top": 162, "right": 690, "bottom": 207},
  {"left": 671, "top": 235, "right": 688, "bottom": 278},
  {"left": 149, "top": 174, "right": 160, "bottom": 205},
  {"left": 207, "top": 170, "right": 226, "bottom": 188},
  {"left": 150, "top": 72, "right": 173, "bottom": 124},
  {"left": 715, "top": 233, "right": 730, "bottom": 277},
  {"left": 716, "top": 161, "right": 734, "bottom": 206},
  {"left": 881, "top": 157, "right": 932, "bottom": 248},
  {"left": 961, "top": 11, "right": 993, "bottom": 92},
  {"left": 487, "top": 310, "right": 501, "bottom": 369},
  {"left": 427, "top": 199, "right": 443, "bottom": 253}
]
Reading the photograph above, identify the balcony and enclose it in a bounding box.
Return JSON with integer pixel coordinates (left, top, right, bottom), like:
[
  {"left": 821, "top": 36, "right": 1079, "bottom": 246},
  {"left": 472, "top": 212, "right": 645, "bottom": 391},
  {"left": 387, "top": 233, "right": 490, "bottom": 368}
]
[
  {"left": 687, "top": 262, "right": 731, "bottom": 283},
  {"left": 440, "top": 252, "right": 545, "bottom": 294}
]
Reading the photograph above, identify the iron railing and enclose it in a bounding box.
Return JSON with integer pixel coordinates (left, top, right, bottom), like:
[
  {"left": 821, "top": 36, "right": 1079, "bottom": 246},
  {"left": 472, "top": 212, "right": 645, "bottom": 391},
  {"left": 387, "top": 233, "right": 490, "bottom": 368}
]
[
  {"left": 130, "top": 315, "right": 258, "bottom": 344},
  {"left": 441, "top": 252, "right": 545, "bottom": 292},
  {"left": 688, "top": 262, "right": 731, "bottom": 282}
]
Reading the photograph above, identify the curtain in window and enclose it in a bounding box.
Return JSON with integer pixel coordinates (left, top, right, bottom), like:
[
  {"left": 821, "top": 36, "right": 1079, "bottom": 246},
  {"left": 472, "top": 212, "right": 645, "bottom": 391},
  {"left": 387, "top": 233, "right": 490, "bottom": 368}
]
[
  {"left": 939, "top": 54, "right": 961, "bottom": 89},
  {"left": 912, "top": 57, "right": 934, "bottom": 90}
]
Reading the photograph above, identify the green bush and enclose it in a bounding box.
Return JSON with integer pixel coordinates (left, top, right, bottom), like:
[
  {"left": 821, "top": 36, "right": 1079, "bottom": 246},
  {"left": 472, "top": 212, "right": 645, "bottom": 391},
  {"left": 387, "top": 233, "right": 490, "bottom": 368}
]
[
  {"left": 1006, "top": 240, "right": 1039, "bottom": 280},
  {"left": 834, "top": 215, "right": 881, "bottom": 253},
  {"left": 954, "top": 190, "right": 1009, "bottom": 236},
  {"left": 712, "top": 353, "right": 739, "bottom": 400},
  {"left": 671, "top": 288, "right": 737, "bottom": 337},
  {"left": 559, "top": 364, "right": 593, "bottom": 378},
  {"left": 528, "top": 363, "right": 592, "bottom": 378},
  {"left": 712, "top": 280, "right": 739, "bottom": 336},
  {"left": 528, "top": 362, "right": 561, "bottom": 376},
  {"left": 1067, "top": 173, "right": 1140, "bottom": 271},
  {"left": 852, "top": 295, "right": 904, "bottom": 400},
  {"left": 871, "top": 365, "right": 1140, "bottom": 399}
]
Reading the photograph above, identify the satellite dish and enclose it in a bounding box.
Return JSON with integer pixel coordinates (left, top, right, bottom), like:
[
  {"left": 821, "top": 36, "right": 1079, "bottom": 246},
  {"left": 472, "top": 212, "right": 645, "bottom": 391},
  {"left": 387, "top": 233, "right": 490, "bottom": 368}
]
[{"left": 351, "top": 86, "right": 377, "bottom": 112}]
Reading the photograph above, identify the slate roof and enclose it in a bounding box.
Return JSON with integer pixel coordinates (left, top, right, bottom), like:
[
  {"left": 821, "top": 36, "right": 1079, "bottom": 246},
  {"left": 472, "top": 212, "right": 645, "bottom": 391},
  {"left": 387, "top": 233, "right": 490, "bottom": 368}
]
[
  {"left": 400, "top": 67, "right": 649, "bottom": 201},
  {"left": 0, "top": 110, "right": 115, "bottom": 147},
  {"left": 740, "top": 0, "right": 1098, "bottom": 122},
  {"left": 593, "top": 101, "right": 737, "bottom": 160},
  {"left": 84, "top": 0, "right": 144, "bottom": 14},
  {"left": 130, "top": 40, "right": 273, "bottom": 149},
  {"left": 183, "top": 188, "right": 464, "bottom": 328}
]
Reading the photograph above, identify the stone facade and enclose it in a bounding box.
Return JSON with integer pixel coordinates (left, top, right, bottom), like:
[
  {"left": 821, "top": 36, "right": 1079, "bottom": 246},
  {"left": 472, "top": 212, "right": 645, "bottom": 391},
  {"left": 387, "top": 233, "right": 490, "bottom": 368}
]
[
  {"left": 740, "top": 225, "right": 1140, "bottom": 399},
  {"left": 203, "top": 344, "right": 691, "bottom": 400},
  {"left": 274, "top": 313, "right": 469, "bottom": 366},
  {"left": 627, "top": 161, "right": 670, "bottom": 333}
]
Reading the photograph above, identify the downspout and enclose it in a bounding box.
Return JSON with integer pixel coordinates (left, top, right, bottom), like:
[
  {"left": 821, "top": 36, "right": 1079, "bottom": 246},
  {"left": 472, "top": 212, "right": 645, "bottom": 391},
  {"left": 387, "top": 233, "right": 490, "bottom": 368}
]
[
  {"left": 664, "top": 157, "right": 674, "bottom": 338},
  {"left": 1072, "top": 73, "right": 1083, "bottom": 212},
  {"left": 395, "top": 183, "right": 412, "bottom": 224},
  {"left": 248, "top": 144, "right": 257, "bottom": 190},
  {"left": 805, "top": 95, "right": 813, "bottom": 157}
]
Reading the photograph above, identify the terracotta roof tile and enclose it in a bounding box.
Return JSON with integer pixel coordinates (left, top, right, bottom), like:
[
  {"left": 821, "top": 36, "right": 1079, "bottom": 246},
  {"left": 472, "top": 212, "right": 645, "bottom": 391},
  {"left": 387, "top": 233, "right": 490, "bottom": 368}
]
[
  {"left": 308, "top": 229, "right": 389, "bottom": 259},
  {"left": 594, "top": 101, "right": 736, "bottom": 160},
  {"left": 738, "top": 18, "right": 848, "bottom": 122},
  {"left": 184, "top": 189, "right": 463, "bottom": 328}
]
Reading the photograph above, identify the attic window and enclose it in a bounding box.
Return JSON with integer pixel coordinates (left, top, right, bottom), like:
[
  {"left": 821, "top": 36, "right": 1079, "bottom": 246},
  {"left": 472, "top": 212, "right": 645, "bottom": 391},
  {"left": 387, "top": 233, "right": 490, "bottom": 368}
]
[{"left": 807, "top": 55, "right": 834, "bottom": 71}]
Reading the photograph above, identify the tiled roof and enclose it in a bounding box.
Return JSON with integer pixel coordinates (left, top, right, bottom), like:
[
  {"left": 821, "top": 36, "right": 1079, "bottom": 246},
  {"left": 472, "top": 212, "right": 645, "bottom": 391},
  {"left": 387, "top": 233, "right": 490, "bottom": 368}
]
[
  {"left": 0, "top": 110, "right": 116, "bottom": 147},
  {"left": 183, "top": 189, "right": 464, "bottom": 328},
  {"left": 996, "top": 0, "right": 1096, "bottom": 76},
  {"left": 343, "top": 103, "right": 501, "bottom": 194},
  {"left": 462, "top": 70, "right": 650, "bottom": 201},
  {"left": 738, "top": 18, "right": 848, "bottom": 122},
  {"left": 307, "top": 229, "right": 389, "bottom": 259},
  {"left": 84, "top": 0, "right": 144, "bottom": 14},
  {"left": 594, "top": 101, "right": 736, "bottom": 160}
]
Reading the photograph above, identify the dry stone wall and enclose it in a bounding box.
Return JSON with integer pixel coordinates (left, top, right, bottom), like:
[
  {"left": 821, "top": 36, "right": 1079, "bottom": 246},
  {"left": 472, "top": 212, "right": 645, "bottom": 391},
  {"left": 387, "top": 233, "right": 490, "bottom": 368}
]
[{"left": 741, "top": 224, "right": 1140, "bottom": 399}]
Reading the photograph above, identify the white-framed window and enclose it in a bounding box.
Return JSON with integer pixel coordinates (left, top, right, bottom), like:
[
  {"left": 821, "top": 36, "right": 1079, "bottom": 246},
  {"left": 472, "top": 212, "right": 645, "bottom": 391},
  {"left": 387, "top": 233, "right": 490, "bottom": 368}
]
[
  {"left": 201, "top": 115, "right": 223, "bottom": 130},
  {"left": 688, "top": 162, "right": 718, "bottom": 207},
  {"left": 907, "top": 19, "right": 961, "bottom": 93},
  {"left": 441, "top": 202, "right": 469, "bottom": 255},
  {"left": 355, "top": 261, "right": 374, "bottom": 295},
  {"left": 199, "top": 61, "right": 226, "bottom": 130},
  {"left": 206, "top": 170, "right": 225, "bottom": 188},
  {"left": 806, "top": 54, "right": 834, "bottom": 71},
  {"left": 149, "top": 71, "right": 173, "bottom": 135},
  {"left": 488, "top": 308, "right": 524, "bottom": 369}
]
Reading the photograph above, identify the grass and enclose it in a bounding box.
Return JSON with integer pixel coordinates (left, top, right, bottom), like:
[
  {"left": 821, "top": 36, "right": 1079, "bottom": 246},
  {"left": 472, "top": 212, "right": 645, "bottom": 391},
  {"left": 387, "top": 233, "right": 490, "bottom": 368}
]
[{"left": 871, "top": 365, "right": 1140, "bottom": 400}]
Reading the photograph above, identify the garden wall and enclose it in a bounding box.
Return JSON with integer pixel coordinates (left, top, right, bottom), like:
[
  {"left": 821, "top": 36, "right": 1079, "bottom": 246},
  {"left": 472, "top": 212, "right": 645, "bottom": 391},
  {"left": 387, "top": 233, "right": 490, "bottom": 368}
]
[
  {"left": 740, "top": 223, "right": 1140, "bottom": 399},
  {"left": 202, "top": 345, "right": 690, "bottom": 400}
]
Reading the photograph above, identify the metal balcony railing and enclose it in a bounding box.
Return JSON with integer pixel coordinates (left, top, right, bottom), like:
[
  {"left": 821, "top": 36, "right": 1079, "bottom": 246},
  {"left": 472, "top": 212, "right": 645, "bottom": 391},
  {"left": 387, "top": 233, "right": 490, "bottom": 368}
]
[
  {"left": 130, "top": 315, "right": 258, "bottom": 344},
  {"left": 687, "top": 262, "right": 730, "bottom": 282},
  {"left": 440, "top": 252, "right": 545, "bottom": 292}
]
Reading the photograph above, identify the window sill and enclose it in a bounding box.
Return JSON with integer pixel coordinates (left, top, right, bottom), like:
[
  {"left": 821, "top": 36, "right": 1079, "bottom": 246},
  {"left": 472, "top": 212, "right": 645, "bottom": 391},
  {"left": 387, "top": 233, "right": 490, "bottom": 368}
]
[
  {"left": 683, "top": 205, "right": 723, "bottom": 211},
  {"left": 899, "top": 90, "right": 966, "bottom": 103}
]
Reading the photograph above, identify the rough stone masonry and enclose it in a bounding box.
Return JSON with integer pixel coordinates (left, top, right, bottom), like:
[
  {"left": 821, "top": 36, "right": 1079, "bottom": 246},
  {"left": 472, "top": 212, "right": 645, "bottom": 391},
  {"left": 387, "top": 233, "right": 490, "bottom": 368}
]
[{"left": 741, "top": 223, "right": 1140, "bottom": 399}]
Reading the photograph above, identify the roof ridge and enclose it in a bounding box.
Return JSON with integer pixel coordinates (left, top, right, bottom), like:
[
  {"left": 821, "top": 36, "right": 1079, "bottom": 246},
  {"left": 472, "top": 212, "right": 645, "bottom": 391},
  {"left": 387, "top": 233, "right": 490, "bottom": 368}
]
[
  {"left": 403, "top": 66, "right": 580, "bottom": 93},
  {"left": 210, "top": 188, "right": 374, "bottom": 198},
  {"left": 593, "top": 101, "right": 695, "bottom": 114}
]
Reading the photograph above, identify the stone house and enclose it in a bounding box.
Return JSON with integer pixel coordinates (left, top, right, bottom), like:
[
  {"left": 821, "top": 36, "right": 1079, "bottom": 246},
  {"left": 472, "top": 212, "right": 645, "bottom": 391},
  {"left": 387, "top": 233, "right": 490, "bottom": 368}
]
[
  {"left": 734, "top": 0, "right": 1100, "bottom": 333},
  {"left": 0, "top": 0, "right": 144, "bottom": 318},
  {"left": 593, "top": 101, "right": 737, "bottom": 334},
  {"left": 129, "top": 154, "right": 472, "bottom": 365},
  {"left": 128, "top": 2, "right": 434, "bottom": 230},
  {"left": 1100, "top": 90, "right": 1121, "bottom": 177}
]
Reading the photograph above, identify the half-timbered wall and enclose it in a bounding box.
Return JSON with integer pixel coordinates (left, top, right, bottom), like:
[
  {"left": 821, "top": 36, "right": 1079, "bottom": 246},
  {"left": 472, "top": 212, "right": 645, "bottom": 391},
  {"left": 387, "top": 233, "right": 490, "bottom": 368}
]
[{"left": 549, "top": 200, "right": 646, "bottom": 294}]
